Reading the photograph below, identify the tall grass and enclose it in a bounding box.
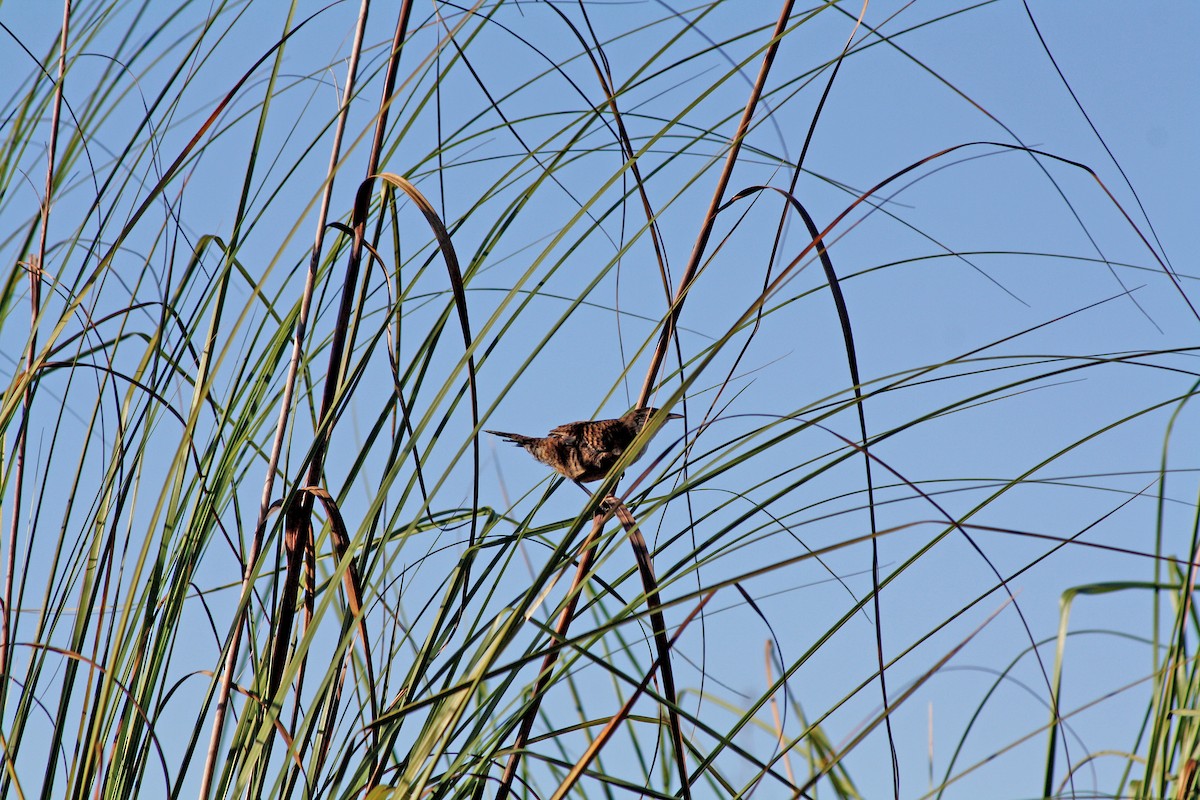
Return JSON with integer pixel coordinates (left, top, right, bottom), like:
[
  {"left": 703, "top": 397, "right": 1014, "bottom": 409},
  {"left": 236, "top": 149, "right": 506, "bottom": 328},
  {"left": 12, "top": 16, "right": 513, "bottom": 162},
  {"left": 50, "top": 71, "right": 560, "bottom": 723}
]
[{"left": 0, "top": 1, "right": 1196, "bottom": 798}]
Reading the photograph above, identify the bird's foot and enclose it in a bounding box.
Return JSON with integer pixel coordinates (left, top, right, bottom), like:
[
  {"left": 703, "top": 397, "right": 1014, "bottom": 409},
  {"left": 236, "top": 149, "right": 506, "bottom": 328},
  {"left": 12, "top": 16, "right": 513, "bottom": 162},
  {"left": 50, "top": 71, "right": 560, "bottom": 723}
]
[{"left": 599, "top": 494, "right": 622, "bottom": 514}]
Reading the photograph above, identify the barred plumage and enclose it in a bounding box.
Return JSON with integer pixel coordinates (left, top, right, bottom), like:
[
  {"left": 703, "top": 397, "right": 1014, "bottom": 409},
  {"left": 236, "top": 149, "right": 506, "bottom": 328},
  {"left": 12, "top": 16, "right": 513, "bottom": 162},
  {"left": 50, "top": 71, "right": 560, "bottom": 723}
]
[{"left": 486, "top": 407, "right": 682, "bottom": 483}]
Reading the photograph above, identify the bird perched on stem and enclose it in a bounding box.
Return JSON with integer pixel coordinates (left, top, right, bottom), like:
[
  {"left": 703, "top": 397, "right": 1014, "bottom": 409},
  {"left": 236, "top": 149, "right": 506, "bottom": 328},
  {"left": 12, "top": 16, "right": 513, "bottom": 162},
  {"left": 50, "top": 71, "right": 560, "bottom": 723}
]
[{"left": 486, "top": 407, "right": 683, "bottom": 484}]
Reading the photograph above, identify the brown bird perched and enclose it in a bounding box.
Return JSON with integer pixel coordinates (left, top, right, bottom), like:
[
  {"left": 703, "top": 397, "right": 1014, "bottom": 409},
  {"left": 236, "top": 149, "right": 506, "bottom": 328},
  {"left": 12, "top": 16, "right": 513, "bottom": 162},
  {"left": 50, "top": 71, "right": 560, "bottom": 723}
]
[{"left": 486, "top": 407, "right": 683, "bottom": 484}]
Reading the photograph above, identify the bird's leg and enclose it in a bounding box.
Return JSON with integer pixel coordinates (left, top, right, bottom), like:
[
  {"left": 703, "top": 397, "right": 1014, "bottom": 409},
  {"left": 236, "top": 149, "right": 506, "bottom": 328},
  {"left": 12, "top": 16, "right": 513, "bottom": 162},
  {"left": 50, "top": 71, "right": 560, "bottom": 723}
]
[{"left": 572, "top": 479, "right": 620, "bottom": 514}]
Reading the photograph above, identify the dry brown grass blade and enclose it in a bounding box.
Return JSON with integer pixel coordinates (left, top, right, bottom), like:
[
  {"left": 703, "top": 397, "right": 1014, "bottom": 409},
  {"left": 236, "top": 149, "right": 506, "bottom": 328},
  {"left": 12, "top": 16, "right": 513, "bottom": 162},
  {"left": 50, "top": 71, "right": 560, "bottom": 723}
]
[
  {"left": 637, "top": 0, "right": 797, "bottom": 409},
  {"left": 1, "top": 0, "right": 62, "bottom": 719},
  {"left": 299, "top": 485, "right": 379, "bottom": 775},
  {"left": 2, "top": 257, "right": 40, "bottom": 691},
  {"left": 200, "top": 5, "right": 381, "bottom": 795},
  {"left": 549, "top": 590, "right": 717, "bottom": 800},
  {"left": 1176, "top": 758, "right": 1197, "bottom": 800},
  {"left": 265, "top": 484, "right": 382, "bottom": 790},
  {"left": 298, "top": 487, "right": 377, "bottom": 704},
  {"left": 286, "top": 3, "right": 420, "bottom": 622},
  {"left": 611, "top": 499, "right": 691, "bottom": 799},
  {"left": 260, "top": 172, "right": 407, "bottom": 749},
  {"left": 267, "top": 500, "right": 309, "bottom": 702},
  {"left": 765, "top": 641, "right": 797, "bottom": 788},
  {"left": 495, "top": 511, "right": 608, "bottom": 800}
]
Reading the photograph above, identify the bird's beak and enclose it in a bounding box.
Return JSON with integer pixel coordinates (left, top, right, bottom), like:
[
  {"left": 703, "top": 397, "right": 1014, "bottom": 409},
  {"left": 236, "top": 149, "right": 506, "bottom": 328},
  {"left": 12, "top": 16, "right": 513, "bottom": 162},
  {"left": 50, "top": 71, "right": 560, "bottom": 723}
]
[{"left": 665, "top": 412, "right": 683, "bottom": 420}]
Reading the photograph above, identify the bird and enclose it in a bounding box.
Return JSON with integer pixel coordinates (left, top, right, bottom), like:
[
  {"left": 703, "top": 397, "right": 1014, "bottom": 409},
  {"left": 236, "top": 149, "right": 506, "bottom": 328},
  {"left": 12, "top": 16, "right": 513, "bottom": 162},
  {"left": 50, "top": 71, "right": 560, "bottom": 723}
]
[{"left": 486, "top": 407, "right": 683, "bottom": 484}]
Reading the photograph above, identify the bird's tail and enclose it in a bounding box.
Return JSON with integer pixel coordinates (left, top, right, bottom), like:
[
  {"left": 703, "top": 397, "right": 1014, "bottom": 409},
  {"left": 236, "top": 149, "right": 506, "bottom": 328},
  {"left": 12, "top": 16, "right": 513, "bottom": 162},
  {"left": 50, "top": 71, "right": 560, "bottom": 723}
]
[{"left": 484, "top": 430, "right": 536, "bottom": 447}]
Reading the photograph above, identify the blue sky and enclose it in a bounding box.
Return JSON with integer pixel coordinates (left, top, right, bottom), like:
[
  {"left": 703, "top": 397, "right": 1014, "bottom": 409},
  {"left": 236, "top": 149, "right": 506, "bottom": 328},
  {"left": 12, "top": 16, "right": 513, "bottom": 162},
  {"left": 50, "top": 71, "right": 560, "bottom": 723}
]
[{"left": 1, "top": 1, "right": 1197, "bottom": 797}]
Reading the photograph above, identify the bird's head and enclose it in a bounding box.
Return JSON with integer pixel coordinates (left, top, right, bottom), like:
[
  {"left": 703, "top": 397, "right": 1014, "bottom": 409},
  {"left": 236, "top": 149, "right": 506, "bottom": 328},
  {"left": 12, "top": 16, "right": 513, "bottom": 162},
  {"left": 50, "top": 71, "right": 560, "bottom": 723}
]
[{"left": 623, "top": 407, "right": 684, "bottom": 431}]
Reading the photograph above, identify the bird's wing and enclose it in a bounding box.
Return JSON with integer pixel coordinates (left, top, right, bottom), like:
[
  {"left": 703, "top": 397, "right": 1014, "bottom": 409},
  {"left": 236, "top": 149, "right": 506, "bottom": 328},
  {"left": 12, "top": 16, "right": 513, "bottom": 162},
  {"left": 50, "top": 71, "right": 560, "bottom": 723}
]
[
  {"left": 597, "top": 420, "right": 628, "bottom": 453},
  {"left": 547, "top": 421, "right": 585, "bottom": 447}
]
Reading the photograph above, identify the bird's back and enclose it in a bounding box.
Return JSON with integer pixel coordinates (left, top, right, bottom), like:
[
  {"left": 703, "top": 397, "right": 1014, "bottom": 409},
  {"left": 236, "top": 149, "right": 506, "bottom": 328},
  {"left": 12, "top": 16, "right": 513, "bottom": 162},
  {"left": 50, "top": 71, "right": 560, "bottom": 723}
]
[{"left": 487, "top": 407, "right": 678, "bottom": 483}]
